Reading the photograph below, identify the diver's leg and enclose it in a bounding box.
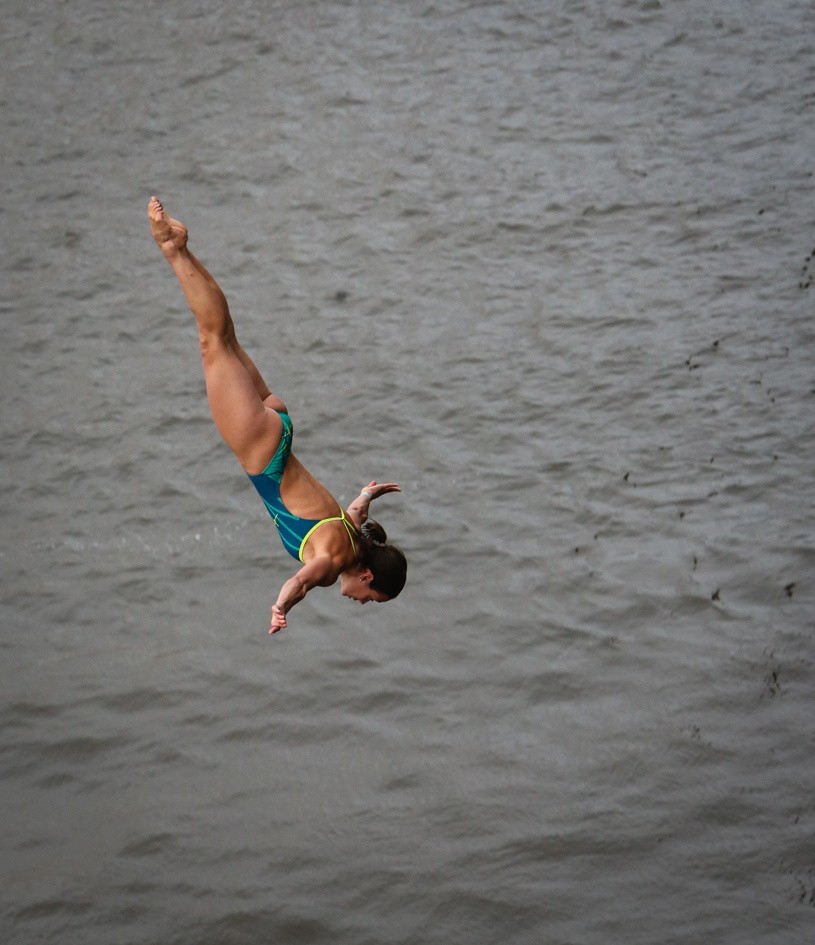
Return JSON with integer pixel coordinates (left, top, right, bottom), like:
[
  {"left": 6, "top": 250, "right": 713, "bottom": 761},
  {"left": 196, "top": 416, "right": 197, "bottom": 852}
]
[
  {"left": 180, "top": 245, "right": 287, "bottom": 411},
  {"left": 148, "top": 197, "right": 284, "bottom": 472},
  {"left": 147, "top": 197, "right": 287, "bottom": 410},
  {"left": 182, "top": 251, "right": 288, "bottom": 411}
]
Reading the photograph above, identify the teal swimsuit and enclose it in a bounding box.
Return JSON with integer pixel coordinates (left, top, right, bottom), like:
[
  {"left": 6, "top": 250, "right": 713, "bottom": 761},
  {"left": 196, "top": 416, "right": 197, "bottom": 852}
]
[{"left": 247, "top": 412, "right": 357, "bottom": 562}]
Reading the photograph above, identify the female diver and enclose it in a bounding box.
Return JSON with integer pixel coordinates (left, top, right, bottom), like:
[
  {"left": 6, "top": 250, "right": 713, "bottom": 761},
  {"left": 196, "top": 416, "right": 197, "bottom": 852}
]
[{"left": 147, "top": 197, "right": 406, "bottom": 634}]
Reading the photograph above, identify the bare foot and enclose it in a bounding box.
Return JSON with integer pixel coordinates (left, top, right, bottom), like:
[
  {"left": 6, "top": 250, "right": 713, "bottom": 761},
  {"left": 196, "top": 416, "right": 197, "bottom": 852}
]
[{"left": 147, "top": 196, "right": 188, "bottom": 255}]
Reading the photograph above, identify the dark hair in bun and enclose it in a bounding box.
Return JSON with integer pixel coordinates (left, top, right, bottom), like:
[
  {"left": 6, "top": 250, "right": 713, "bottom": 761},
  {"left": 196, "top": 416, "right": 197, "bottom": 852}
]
[
  {"left": 361, "top": 520, "right": 387, "bottom": 545},
  {"left": 358, "top": 519, "right": 407, "bottom": 598}
]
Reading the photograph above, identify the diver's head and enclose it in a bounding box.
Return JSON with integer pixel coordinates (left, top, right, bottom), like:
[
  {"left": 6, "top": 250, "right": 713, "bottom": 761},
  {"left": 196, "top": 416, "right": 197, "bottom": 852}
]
[{"left": 340, "top": 520, "right": 406, "bottom": 603}]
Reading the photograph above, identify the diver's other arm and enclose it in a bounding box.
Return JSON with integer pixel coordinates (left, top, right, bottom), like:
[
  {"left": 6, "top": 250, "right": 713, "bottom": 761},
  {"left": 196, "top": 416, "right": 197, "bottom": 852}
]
[{"left": 346, "top": 481, "right": 401, "bottom": 528}]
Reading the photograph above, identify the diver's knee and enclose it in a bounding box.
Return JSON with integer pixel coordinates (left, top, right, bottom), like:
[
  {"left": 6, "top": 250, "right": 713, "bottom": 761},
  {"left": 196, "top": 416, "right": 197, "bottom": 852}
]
[{"left": 198, "top": 330, "right": 229, "bottom": 363}]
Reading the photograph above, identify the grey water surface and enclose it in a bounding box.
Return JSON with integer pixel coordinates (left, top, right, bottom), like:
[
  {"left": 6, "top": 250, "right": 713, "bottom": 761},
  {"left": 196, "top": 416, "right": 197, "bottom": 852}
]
[{"left": 2, "top": 1, "right": 814, "bottom": 943}]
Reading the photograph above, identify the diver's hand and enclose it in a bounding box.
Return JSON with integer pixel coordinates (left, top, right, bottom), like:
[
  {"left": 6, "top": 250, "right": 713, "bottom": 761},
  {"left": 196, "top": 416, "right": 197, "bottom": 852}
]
[
  {"left": 270, "top": 605, "right": 287, "bottom": 634},
  {"left": 347, "top": 482, "right": 401, "bottom": 529},
  {"left": 361, "top": 480, "right": 401, "bottom": 500}
]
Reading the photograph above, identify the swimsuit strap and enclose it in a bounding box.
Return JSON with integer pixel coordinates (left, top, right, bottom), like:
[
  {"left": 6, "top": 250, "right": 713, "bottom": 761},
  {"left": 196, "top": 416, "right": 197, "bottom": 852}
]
[{"left": 297, "top": 508, "right": 358, "bottom": 562}]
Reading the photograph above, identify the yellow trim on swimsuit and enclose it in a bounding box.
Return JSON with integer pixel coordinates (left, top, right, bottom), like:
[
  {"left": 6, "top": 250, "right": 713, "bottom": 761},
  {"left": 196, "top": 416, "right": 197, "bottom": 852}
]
[{"left": 297, "top": 508, "right": 358, "bottom": 562}]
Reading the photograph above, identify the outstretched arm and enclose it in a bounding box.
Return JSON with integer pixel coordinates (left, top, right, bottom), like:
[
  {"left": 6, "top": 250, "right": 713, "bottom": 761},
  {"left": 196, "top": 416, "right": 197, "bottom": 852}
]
[
  {"left": 346, "top": 481, "right": 401, "bottom": 529},
  {"left": 270, "top": 555, "right": 340, "bottom": 634}
]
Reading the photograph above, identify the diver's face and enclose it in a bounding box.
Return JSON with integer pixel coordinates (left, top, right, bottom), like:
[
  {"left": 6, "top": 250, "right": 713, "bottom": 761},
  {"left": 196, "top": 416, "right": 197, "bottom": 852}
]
[{"left": 340, "top": 570, "right": 390, "bottom": 605}]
